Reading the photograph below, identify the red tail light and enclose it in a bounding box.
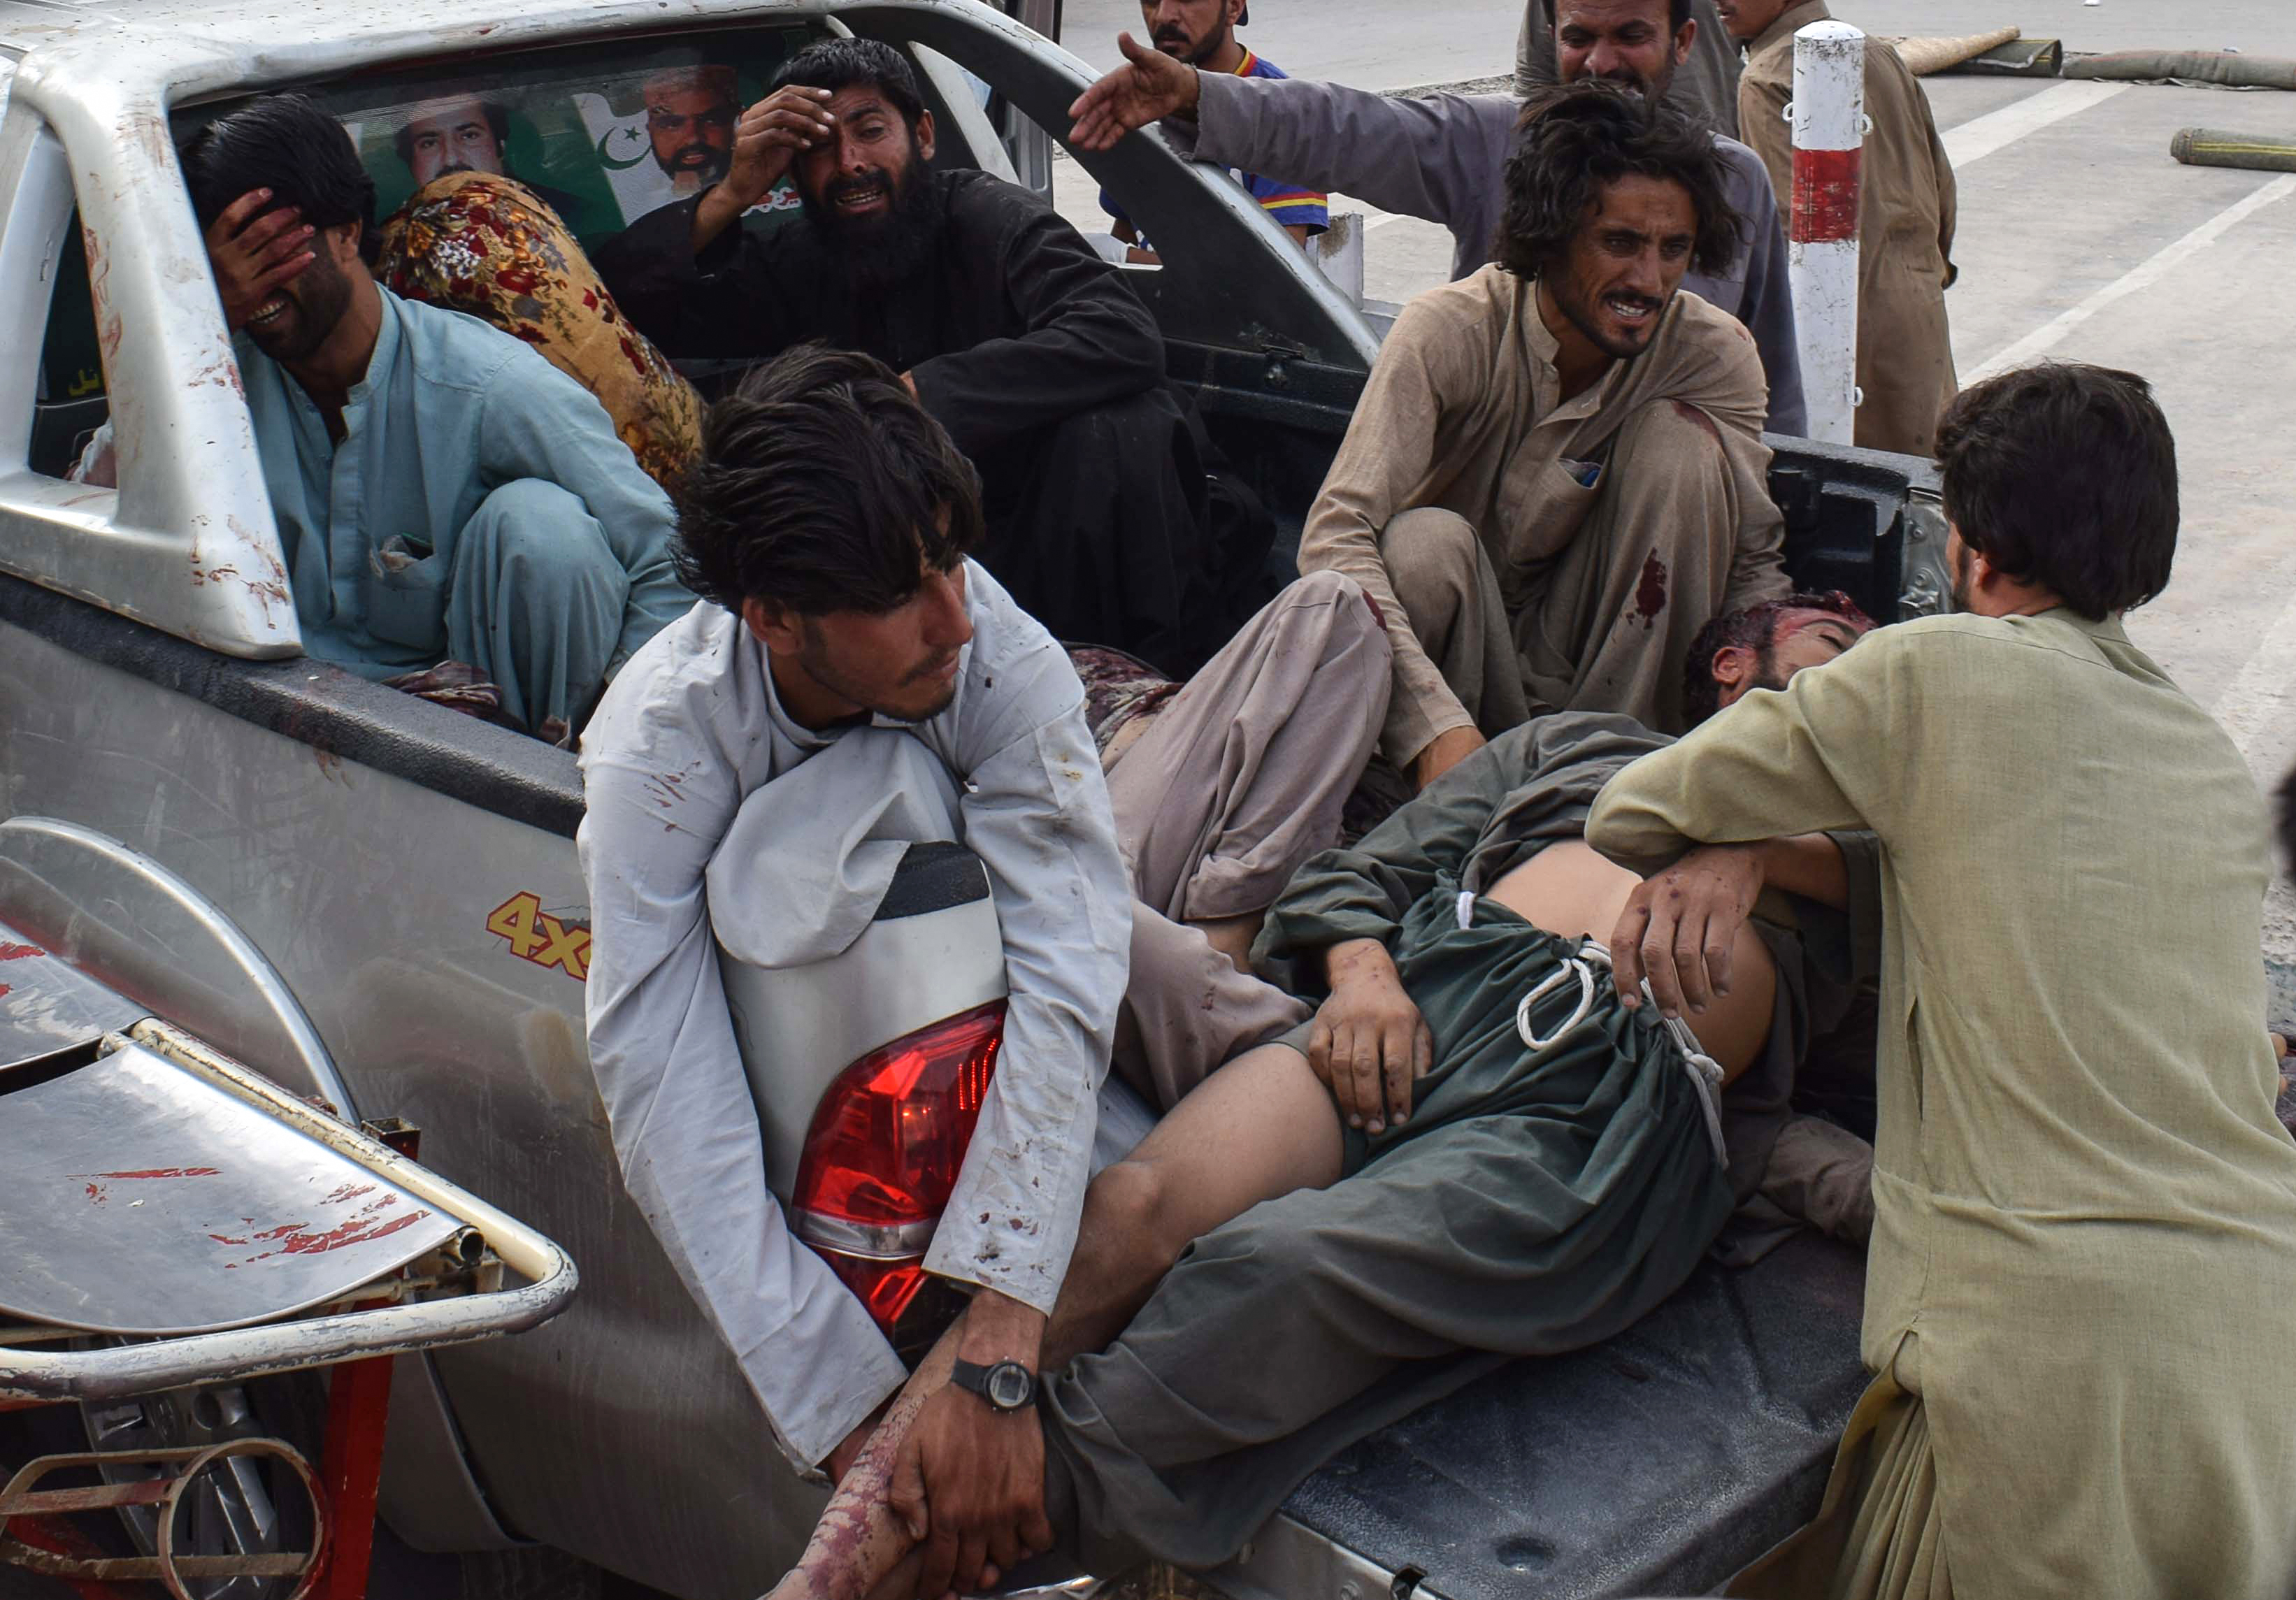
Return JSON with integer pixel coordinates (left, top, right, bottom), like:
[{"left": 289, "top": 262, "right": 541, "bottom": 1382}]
[{"left": 793, "top": 1000, "right": 1005, "bottom": 1335}]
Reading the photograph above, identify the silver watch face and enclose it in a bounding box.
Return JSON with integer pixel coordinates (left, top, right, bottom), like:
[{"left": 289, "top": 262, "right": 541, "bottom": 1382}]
[{"left": 986, "top": 1362, "right": 1035, "bottom": 1411}]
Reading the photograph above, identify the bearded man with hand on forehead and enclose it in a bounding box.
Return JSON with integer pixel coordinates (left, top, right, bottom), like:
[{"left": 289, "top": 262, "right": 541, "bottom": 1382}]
[{"left": 598, "top": 37, "right": 1263, "bottom": 678}]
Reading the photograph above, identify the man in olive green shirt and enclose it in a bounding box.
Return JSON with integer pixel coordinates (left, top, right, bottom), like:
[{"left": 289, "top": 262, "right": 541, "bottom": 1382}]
[{"left": 1588, "top": 362, "right": 2296, "bottom": 1599}]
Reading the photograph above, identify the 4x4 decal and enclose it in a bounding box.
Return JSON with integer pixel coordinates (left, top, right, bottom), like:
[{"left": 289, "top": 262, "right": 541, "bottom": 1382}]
[{"left": 486, "top": 893, "right": 591, "bottom": 982}]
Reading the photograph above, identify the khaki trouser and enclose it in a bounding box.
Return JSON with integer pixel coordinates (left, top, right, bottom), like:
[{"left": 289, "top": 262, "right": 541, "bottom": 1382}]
[
  {"left": 1761, "top": 1114, "right": 1876, "bottom": 1245},
  {"left": 1382, "top": 398, "right": 1753, "bottom": 739},
  {"left": 1103, "top": 573, "right": 1393, "bottom": 1107}
]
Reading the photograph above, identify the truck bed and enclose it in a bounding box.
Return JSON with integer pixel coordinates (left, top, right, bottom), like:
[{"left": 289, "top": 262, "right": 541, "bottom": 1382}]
[{"left": 1225, "top": 1233, "right": 1868, "bottom": 1600}]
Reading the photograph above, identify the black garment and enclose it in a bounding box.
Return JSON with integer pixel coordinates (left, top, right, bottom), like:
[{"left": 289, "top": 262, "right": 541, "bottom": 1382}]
[{"left": 596, "top": 169, "right": 1269, "bottom": 673}]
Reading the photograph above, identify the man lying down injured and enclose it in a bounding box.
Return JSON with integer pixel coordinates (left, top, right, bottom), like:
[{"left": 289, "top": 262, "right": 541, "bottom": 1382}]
[{"left": 770, "top": 597, "right": 1881, "bottom": 1600}]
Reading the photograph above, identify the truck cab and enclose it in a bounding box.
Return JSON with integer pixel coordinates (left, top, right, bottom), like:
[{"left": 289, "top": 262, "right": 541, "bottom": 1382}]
[{"left": 0, "top": 1, "right": 1946, "bottom": 1593}]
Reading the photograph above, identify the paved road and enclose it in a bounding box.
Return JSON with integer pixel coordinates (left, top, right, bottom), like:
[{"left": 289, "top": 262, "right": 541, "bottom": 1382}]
[
  {"left": 1058, "top": 0, "right": 2296, "bottom": 88},
  {"left": 1047, "top": 1, "right": 2296, "bottom": 979}
]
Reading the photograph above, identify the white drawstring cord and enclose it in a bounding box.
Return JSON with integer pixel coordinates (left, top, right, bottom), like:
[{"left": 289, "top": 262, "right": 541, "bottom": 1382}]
[
  {"left": 1515, "top": 956, "right": 1599, "bottom": 1049},
  {"left": 1509, "top": 933, "right": 1730, "bottom": 1167}
]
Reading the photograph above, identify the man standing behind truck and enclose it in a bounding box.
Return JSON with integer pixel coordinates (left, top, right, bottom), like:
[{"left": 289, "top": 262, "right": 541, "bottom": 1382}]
[
  {"left": 1518, "top": 0, "right": 1741, "bottom": 136},
  {"left": 1721, "top": 0, "right": 1956, "bottom": 456},
  {"left": 1589, "top": 362, "right": 2296, "bottom": 1597},
  {"left": 1098, "top": 0, "right": 1328, "bottom": 259}
]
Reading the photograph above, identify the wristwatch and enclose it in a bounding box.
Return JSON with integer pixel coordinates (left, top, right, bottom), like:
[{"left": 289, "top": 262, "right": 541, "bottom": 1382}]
[{"left": 949, "top": 1357, "right": 1040, "bottom": 1413}]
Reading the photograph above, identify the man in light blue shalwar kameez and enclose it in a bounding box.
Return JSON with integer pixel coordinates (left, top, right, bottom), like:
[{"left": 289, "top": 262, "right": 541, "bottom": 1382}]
[{"left": 178, "top": 94, "right": 688, "bottom": 737}]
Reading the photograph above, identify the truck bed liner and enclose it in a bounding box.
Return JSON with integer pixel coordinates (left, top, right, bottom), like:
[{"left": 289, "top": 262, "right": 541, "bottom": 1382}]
[{"left": 1278, "top": 1232, "right": 1867, "bottom": 1600}]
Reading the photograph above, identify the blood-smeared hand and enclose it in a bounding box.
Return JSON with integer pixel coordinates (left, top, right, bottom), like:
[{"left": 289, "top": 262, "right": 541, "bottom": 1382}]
[
  {"left": 1310, "top": 938, "right": 1431, "bottom": 1134},
  {"left": 887, "top": 1290, "right": 1052, "bottom": 1600},
  {"left": 889, "top": 1385, "right": 1049, "bottom": 1600},
  {"left": 1609, "top": 844, "right": 1765, "bottom": 1018}
]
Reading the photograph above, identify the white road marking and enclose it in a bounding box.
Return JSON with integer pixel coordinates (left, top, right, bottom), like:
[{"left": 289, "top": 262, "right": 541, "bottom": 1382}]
[
  {"left": 1941, "top": 79, "right": 2131, "bottom": 169},
  {"left": 1966, "top": 173, "right": 2296, "bottom": 383},
  {"left": 2214, "top": 580, "right": 2296, "bottom": 767}
]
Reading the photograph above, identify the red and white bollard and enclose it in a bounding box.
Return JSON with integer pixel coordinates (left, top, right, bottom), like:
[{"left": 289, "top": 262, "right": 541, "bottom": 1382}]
[{"left": 1788, "top": 20, "right": 1865, "bottom": 444}]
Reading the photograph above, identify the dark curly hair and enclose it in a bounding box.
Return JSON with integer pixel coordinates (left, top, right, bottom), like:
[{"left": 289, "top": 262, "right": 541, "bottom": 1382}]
[
  {"left": 180, "top": 94, "right": 379, "bottom": 264},
  {"left": 1681, "top": 590, "right": 1874, "bottom": 725},
  {"left": 1495, "top": 80, "right": 1739, "bottom": 284},
  {"left": 673, "top": 343, "right": 984, "bottom": 617},
  {"left": 1935, "top": 362, "right": 2177, "bottom": 622}
]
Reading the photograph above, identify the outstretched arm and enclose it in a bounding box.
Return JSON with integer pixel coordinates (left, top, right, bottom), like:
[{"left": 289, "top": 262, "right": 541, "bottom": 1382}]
[
  {"left": 1589, "top": 635, "right": 1911, "bottom": 1008},
  {"left": 1068, "top": 38, "right": 1513, "bottom": 240}
]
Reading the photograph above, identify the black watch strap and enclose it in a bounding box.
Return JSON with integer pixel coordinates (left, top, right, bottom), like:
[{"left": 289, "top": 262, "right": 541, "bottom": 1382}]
[{"left": 949, "top": 1357, "right": 1040, "bottom": 1413}]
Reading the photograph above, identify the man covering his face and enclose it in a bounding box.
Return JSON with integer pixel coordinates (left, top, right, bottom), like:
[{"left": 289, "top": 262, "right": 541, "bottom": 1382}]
[
  {"left": 596, "top": 38, "right": 1270, "bottom": 677},
  {"left": 176, "top": 94, "right": 688, "bottom": 740}
]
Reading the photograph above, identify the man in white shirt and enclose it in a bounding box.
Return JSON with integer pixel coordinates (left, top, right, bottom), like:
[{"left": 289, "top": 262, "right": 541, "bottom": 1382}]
[{"left": 579, "top": 343, "right": 1389, "bottom": 1597}]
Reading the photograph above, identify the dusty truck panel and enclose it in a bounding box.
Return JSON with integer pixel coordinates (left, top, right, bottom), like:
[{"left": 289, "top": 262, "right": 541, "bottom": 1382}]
[
  {"left": 0, "top": 45, "right": 295, "bottom": 657},
  {"left": 0, "top": 579, "right": 805, "bottom": 1595}
]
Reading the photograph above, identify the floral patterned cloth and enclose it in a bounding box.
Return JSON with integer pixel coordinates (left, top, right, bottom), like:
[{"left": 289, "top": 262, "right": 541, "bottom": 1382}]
[{"left": 375, "top": 173, "right": 704, "bottom": 491}]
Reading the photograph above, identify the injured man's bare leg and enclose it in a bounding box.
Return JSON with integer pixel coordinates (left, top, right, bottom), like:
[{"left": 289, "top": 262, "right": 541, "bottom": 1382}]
[
  {"left": 773, "top": 846, "right": 1776, "bottom": 1600},
  {"left": 1044, "top": 1039, "right": 1346, "bottom": 1369}
]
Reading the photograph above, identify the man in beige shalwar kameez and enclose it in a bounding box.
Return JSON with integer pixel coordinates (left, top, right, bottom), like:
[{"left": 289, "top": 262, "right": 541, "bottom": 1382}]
[
  {"left": 1586, "top": 362, "right": 2296, "bottom": 1598},
  {"left": 1300, "top": 82, "right": 1791, "bottom": 791},
  {"left": 1725, "top": 0, "right": 1957, "bottom": 457}
]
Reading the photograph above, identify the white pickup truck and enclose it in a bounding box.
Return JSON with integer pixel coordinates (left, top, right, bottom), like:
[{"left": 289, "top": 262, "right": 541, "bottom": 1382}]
[{"left": 0, "top": 0, "right": 1953, "bottom": 1594}]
